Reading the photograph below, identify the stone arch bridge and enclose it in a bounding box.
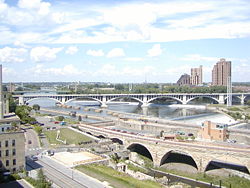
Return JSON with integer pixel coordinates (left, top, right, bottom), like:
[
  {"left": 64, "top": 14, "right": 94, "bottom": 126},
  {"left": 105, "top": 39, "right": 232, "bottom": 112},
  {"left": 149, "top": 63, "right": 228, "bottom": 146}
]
[
  {"left": 13, "top": 93, "right": 250, "bottom": 107},
  {"left": 79, "top": 124, "right": 250, "bottom": 175}
]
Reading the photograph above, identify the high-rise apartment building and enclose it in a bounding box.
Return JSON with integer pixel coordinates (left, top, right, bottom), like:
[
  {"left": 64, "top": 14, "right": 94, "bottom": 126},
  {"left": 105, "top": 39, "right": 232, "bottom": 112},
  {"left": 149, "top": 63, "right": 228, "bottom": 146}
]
[
  {"left": 191, "top": 65, "right": 202, "bottom": 86},
  {"left": 212, "top": 58, "right": 231, "bottom": 86},
  {"left": 177, "top": 74, "right": 190, "bottom": 86}
]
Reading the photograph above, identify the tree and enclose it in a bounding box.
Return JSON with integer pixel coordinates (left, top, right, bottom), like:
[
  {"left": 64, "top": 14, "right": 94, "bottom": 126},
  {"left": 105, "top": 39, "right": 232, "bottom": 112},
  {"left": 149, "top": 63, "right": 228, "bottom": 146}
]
[
  {"left": 9, "top": 95, "right": 17, "bottom": 113},
  {"left": 32, "top": 104, "right": 40, "bottom": 111},
  {"left": 57, "top": 116, "right": 64, "bottom": 121},
  {"left": 34, "top": 125, "right": 43, "bottom": 135}
]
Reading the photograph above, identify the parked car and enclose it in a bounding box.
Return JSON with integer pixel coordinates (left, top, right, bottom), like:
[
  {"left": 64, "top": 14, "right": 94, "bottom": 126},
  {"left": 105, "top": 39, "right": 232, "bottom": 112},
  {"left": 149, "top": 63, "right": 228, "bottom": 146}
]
[
  {"left": 54, "top": 121, "right": 59, "bottom": 124},
  {"left": 28, "top": 140, "right": 32, "bottom": 144},
  {"left": 31, "top": 155, "right": 38, "bottom": 161}
]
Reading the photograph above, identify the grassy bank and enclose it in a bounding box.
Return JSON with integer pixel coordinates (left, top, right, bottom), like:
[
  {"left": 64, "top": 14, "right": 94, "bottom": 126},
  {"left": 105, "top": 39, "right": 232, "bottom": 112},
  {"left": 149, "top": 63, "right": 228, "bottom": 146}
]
[
  {"left": 75, "top": 164, "right": 163, "bottom": 188},
  {"left": 44, "top": 128, "right": 93, "bottom": 145}
]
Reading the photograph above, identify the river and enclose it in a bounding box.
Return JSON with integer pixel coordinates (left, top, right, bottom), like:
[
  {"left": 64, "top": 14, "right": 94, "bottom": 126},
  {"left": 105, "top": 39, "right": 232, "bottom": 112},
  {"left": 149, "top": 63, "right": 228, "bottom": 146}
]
[{"left": 26, "top": 98, "right": 239, "bottom": 126}]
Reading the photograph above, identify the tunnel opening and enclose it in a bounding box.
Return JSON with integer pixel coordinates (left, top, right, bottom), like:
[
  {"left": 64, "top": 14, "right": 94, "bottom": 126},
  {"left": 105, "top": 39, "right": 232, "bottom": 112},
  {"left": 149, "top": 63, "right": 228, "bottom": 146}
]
[
  {"left": 160, "top": 151, "right": 198, "bottom": 170},
  {"left": 205, "top": 160, "right": 249, "bottom": 174},
  {"left": 127, "top": 143, "right": 153, "bottom": 161}
]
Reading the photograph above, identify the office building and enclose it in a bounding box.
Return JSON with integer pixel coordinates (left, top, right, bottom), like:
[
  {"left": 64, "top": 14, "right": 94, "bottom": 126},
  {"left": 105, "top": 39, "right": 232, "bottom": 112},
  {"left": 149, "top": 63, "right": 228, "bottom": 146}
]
[
  {"left": 212, "top": 58, "right": 231, "bottom": 86},
  {"left": 177, "top": 74, "right": 190, "bottom": 86},
  {"left": 0, "top": 65, "right": 24, "bottom": 173},
  {"left": 191, "top": 65, "right": 202, "bottom": 86}
]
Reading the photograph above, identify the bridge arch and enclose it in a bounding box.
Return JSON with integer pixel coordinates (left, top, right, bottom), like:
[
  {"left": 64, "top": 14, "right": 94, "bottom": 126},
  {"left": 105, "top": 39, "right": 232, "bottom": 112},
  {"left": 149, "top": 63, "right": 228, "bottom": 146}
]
[
  {"left": 205, "top": 160, "right": 249, "bottom": 174},
  {"left": 186, "top": 96, "right": 219, "bottom": 104},
  {"left": 111, "top": 138, "right": 124, "bottom": 145},
  {"left": 66, "top": 97, "right": 103, "bottom": 106},
  {"left": 127, "top": 143, "right": 153, "bottom": 161},
  {"left": 147, "top": 96, "right": 183, "bottom": 104},
  {"left": 160, "top": 150, "right": 198, "bottom": 170},
  {"left": 25, "top": 97, "right": 63, "bottom": 105},
  {"left": 106, "top": 97, "right": 143, "bottom": 105}
]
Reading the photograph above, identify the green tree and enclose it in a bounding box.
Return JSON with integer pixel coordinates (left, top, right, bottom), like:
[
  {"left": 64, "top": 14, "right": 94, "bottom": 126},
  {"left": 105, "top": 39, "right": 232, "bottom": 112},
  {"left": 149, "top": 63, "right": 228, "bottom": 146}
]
[
  {"left": 34, "top": 125, "right": 43, "bottom": 135},
  {"left": 9, "top": 95, "right": 17, "bottom": 113},
  {"left": 57, "top": 116, "right": 64, "bottom": 121},
  {"left": 32, "top": 104, "right": 40, "bottom": 111}
]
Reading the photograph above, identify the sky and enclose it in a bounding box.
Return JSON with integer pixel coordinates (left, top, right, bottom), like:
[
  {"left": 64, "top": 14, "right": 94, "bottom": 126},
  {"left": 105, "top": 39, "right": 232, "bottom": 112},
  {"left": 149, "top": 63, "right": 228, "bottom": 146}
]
[{"left": 0, "top": 0, "right": 250, "bottom": 83}]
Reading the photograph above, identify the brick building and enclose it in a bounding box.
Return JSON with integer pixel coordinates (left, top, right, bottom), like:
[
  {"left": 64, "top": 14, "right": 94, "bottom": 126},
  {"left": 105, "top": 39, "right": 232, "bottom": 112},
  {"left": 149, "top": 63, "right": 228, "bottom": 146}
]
[
  {"left": 191, "top": 65, "right": 202, "bottom": 86},
  {"left": 199, "top": 121, "right": 229, "bottom": 141}
]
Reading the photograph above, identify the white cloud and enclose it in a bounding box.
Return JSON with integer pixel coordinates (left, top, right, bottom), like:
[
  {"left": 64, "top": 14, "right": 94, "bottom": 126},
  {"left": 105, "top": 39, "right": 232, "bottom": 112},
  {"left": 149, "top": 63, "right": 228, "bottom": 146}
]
[
  {"left": 86, "top": 49, "right": 104, "bottom": 57},
  {"left": 18, "top": 0, "right": 50, "bottom": 15},
  {"left": 147, "top": 44, "right": 162, "bottom": 57},
  {"left": 29, "top": 64, "right": 82, "bottom": 76},
  {"left": 66, "top": 46, "right": 78, "bottom": 55},
  {"left": 0, "top": 47, "right": 28, "bottom": 63},
  {"left": 107, "top": 48, "right": 125, "bottom": 58},
  {"left": 30, "top": 46, "right": 63, "bottom": 62},
  {"left": 124, "top": 57, "right": 144, "bottom": 62}
]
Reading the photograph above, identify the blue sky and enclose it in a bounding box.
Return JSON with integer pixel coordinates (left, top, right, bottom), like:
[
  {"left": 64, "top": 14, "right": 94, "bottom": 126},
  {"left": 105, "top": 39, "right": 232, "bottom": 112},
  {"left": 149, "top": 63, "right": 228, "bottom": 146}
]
[{"left": 0, "top": 0, "right": 250, "bottom": 83}]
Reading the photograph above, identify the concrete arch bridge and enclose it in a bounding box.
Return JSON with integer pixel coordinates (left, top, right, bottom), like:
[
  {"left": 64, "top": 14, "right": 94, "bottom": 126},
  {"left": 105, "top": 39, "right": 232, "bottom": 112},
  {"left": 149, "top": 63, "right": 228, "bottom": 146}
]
[
  {"left": 13, "top": 93, "right": 250, "bottom": 107},
  {"left": 77, "top": 124, "right": 250, "bottom": 175}
]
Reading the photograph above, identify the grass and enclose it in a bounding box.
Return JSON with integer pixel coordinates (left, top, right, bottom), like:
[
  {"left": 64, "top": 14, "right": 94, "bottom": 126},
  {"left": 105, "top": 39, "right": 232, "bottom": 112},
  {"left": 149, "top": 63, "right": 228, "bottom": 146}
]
[
  {"left": 75, "top": 164, "right": 163, "bottom": 188},
  {"left": 44, "top": 128, "right": 93, "bottom": 145}
]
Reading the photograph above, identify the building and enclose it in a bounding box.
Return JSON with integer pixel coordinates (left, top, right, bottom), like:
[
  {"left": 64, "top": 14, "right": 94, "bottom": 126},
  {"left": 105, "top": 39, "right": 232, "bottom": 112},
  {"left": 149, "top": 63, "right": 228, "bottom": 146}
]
[
  {"left": 191, "top": 65, "right": 202, "bottom": 86},
  {"left": 0, "top": 130, "right": 25, "bottom": 173},
  {"left": 212, "top": 58, "right": 231, "bottom": 86},
  {"left": 177, "top": 74, "right": 190, "bottom": 86},
  {"left": 199, "top": 121, "right": 229, "bottom": 141},
  {"left": 0, "top": 65, "right": 24, "bottom": 173}
]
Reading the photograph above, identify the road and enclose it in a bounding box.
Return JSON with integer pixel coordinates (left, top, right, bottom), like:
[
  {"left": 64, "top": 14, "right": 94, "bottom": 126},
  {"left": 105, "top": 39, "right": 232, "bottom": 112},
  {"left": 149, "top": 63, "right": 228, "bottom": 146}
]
[
  {"left": 25, "top": 128, "right": 41, "bottom": 156},
  {"left": 27, "top": 155, "right": 106, "bottom": 188}
]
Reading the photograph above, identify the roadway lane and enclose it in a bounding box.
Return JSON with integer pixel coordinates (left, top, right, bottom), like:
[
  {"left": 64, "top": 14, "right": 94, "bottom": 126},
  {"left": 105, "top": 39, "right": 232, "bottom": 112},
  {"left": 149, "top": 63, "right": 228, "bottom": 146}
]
[
  {"left": 29, "top": 155, "right": 106, "bottom": 188},
  {"left": 25, "top": 128, "right": 41, "bottom": 156}
]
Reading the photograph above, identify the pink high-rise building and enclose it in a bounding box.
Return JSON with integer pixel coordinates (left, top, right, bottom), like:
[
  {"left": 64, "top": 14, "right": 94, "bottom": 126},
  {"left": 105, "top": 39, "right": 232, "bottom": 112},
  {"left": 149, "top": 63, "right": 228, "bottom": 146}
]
[{"left": 212, "top": 58, "right": 231, "bottom": 86}]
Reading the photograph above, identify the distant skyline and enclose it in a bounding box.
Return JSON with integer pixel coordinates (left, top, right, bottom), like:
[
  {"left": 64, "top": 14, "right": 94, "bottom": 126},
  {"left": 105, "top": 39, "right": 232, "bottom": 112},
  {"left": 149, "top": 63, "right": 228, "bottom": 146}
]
[{"left": 0, "top": 0, "right": 250, "bottom": 83}]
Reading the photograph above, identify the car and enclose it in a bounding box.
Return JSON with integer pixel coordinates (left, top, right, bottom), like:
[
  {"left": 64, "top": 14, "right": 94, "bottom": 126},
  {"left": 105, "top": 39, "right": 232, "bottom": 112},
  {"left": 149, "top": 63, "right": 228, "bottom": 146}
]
[
  {"left": 54, "top": 121, "right": 59, "bottom": 124},
  {"left": 188, "top": 133, "right": 194, "bottom": 137},
  {"left": 28, "top": 140, "right": 32, "bottom": 144},
  {"left": 31, "top": 155, "right": 38, "bottom": 161}
]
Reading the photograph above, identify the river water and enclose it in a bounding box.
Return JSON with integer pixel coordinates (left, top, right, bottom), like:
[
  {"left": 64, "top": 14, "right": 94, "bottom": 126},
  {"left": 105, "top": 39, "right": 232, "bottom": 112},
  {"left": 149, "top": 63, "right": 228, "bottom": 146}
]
[{"left": 26, "top": 98, "right": 238, "bottom": 126}]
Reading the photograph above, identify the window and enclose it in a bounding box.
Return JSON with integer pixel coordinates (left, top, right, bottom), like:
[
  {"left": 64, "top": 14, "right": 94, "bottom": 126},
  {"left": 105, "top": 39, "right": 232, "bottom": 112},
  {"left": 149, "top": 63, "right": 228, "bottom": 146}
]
[
  {"left": 0, "top": 141, "right": 1, "bottom": 148},
  {"left": 13, "top": 168, "right": 16, "bottom": 172},
  {"left": 13, "top": 159, "right": 16, "bottom": 165},
  {"left": 12, "top": 149, "right": 16, "bottom": 156},
  {"left": 12, "top": 140, "right": 15, "bottom": 147},
  {"left": 0, "top": 161, "right": 2, "bottom": 168},
  {"left": 1, "top": 128, "right": 4, "bottom": 132},
  {"left": 5, "top": 140, "right": 8, "bottom": 147},
  {"left": 5, "top": 150, "right": 9, "bottom": 157},
  {"left": 0, "top": 151, "right": 1, "bottom": 157},
  {"left": 6, "top": 160, "right": 9, "bottom": 166}
]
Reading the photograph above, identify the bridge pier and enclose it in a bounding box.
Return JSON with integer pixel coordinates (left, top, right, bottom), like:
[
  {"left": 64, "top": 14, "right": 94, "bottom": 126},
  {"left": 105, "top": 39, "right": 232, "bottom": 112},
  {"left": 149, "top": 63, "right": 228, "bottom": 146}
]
[
  {"left": 218, "top": 94, "right": 225, "bottom": 104},
  {"left": 18, "top": 96, "right": 24, "bottom": 105},
  {"left": 240, "top": 94, "right": 246, "bottom": 105},
  {"left": 61, "top": 96, "right": 66, "bottom": 104},
  {"left": 101, "top": 96, "right": 108, "bottom": 108}
]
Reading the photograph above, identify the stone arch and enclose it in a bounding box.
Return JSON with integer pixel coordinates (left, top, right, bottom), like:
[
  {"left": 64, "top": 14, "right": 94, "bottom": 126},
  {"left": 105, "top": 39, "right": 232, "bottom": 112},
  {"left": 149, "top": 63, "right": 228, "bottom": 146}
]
[
  {"left": 96, "top": 135, "right": 106, "bottom": 139},
  {"left": 205, "top": 160, "right": 249, "bottom": 174},
  {"left": 107, "top": 97, "right": 143, "bottom": 105},
  {"left": 186, "top": 96, "right": 219, "bottom": 104},
  {"left": 25, "top": 97, "right": 62, "bottom": 105},
  {"left": 224, "top": 96, "right": 242, "bottom": 104},
  {"left": 127, "top": 143, "right": 153, "bottom": 161},
  {"left": 66, "top": 97, "right": 103, "bottom": 106},
  {"left": 111, "top": 138, "right": 124, "bottom": 145},
  {"left": 147, "top": 96, "right": 183, "bottom": 104},
  {"left": 160, "top": 150, "right": 198, "bottom": 170}
]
